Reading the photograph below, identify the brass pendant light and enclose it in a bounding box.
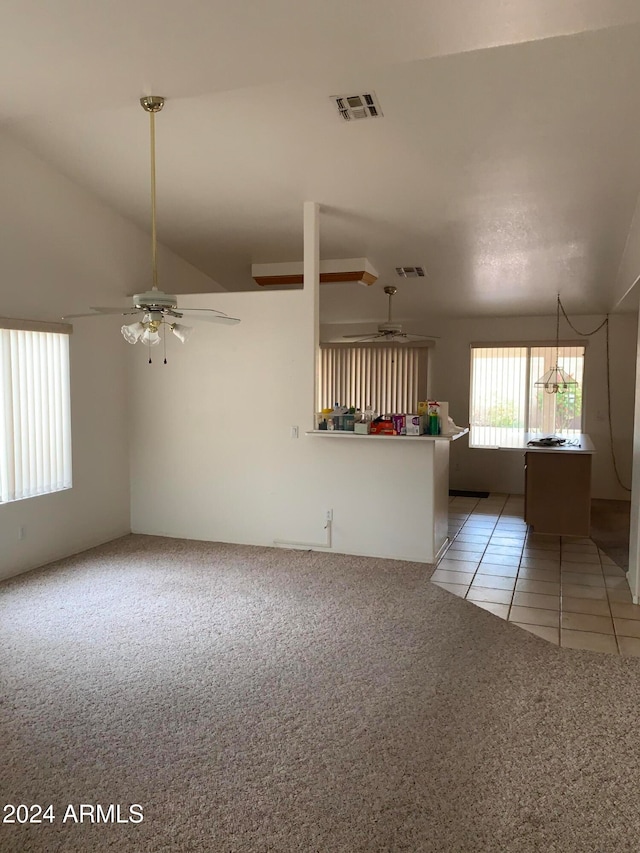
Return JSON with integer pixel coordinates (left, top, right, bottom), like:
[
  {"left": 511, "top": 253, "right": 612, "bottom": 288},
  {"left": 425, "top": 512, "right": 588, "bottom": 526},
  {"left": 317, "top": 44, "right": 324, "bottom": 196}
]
[{"left": 534, "top": 294, "right": 578, "bottom": 395}]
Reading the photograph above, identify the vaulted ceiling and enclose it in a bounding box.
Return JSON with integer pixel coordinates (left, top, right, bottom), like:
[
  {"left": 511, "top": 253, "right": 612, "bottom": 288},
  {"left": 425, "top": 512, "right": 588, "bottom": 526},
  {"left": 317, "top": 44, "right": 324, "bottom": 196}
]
[{"left": 3, "top": 1, "right": 640, "bottom": 325}]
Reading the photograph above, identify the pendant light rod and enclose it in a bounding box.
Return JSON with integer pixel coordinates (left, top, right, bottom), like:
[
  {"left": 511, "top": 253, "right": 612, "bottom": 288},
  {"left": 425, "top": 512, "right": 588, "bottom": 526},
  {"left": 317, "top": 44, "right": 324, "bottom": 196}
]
[
  {"left": 555, "top": 292, "right": 560, "bottom": 367},
  {"left": 384, "top": 285, "right": 397, "bottom": 322},
  {"left": 534, "top": 291, "right": 578, "bottom": 394},
  {"left": 140, "top": 96, "right": 165, "bottom": 292}
]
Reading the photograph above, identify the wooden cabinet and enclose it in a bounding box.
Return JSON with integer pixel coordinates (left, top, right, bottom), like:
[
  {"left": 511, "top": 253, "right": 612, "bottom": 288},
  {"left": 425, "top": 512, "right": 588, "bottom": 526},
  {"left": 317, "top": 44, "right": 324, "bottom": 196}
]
[{"left": 524, "top": 450, "right": 592, "bottom": 537}]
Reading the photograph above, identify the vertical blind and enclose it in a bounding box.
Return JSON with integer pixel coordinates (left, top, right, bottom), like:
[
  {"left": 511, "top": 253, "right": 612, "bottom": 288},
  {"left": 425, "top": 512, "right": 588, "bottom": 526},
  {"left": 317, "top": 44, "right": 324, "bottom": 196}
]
[
  {"left": 0, "top": 329, "right": 72, "bottom": 502},
  {"left": 469, "top": 344, "right": 584, "bottom": 448},
  {"left": 470, "top": 346, "right": 528, "bottom": 448},
  {"left": 318, "top": 344, "right": 427, "bottom": 414},
  {"left": 529, "top": 345, "right": 584, "bottom": 435}
]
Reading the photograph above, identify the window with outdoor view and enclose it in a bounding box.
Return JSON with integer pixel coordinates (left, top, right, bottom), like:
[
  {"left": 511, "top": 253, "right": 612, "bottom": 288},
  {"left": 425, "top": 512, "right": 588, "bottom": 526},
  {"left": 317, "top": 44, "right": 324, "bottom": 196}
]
[{"left": 469, "top": 344, "right": 584, "bottom": 448}]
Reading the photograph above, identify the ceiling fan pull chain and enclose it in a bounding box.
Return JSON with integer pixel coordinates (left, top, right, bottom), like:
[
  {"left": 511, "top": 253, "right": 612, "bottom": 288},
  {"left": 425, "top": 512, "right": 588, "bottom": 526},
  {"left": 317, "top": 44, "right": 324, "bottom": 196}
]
[{"left": 163, "top": 325, "right": 168, "bottom": 364}]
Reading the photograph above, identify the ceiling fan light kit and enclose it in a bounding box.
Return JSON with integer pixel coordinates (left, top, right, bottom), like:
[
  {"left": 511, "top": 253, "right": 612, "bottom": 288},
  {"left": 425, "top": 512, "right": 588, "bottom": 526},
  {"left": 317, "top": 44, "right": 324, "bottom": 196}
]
[
  {"left": 141, "top": 327, "right": 161, "bottom": 347},
  {"left": 121, "top": 321, "right": 145, "bottom": 344},
  {"left": 62, "top": 95, "right": 240, "bottom": 363},
  {"left": 170, "top": 323, "right": 192, "bottom": 344}
]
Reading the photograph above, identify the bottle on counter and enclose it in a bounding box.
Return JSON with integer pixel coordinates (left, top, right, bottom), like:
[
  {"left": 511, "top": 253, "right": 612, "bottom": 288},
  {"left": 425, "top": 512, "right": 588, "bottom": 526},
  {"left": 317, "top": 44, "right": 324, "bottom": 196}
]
[
  {"left": 330, "top": 402, "right": 348, "bottom": 430},
  {"left": 354, "top": 406, "right": 371, "bottom": 434},
  {"left": 318, "top": 407, "right": 333, "bottom": 430},
  {"left": 427, "top": 401, "right": 441, "bottom": 435}
]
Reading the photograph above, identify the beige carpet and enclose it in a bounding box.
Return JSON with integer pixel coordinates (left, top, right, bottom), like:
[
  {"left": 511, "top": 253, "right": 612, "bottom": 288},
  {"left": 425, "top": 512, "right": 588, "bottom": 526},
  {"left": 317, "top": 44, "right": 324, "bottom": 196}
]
[{"left": 2, "top": 535, "right": 640, "bottom": 852}]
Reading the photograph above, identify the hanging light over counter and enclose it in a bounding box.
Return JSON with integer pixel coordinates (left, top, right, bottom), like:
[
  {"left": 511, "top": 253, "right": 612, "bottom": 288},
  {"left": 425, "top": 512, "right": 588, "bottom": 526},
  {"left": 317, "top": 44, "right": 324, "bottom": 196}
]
[{"left": 534, "top": 294, "right": 578, "bottom": 395}]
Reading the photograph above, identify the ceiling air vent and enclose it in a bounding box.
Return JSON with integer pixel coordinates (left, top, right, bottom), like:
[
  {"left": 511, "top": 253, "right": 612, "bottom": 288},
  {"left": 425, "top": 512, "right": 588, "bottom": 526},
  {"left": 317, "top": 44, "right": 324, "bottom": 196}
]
[
  {"left": 395, "top": 266, "right": 426, "bottom": 278},
  {"left": 332, "top": 92, "right": 383, "bottom": 121}
]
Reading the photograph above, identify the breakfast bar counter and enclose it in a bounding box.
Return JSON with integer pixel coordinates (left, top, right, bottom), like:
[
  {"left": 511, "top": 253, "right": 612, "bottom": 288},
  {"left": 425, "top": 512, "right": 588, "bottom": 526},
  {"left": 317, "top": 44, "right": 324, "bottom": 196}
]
[
  {"left": 305, "top": 428, "right": 469, "bottom": 441},
  {"left": 305, "top": 428, "right": 468, "bottom": 563}
]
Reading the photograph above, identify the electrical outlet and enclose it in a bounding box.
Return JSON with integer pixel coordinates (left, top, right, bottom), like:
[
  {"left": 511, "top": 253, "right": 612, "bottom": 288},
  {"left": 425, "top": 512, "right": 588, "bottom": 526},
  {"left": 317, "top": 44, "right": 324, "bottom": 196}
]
[
  {"left": 290, "top": 425, "right": 299, "bottom": 439},
  {"left": 18, "top": 526, "right": 26, "bottom": 541},
  {"left": 325, "top": 509, "right": 333, "bottom": 522}
]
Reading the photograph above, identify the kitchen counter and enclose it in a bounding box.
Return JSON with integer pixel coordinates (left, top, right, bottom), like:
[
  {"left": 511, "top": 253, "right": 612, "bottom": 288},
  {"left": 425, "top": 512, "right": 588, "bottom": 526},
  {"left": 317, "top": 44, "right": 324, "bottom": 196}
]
[
  {"left": 305, "top": 428, "right": 468, "bottom": 441},
  {"left": 502, "top": 433, "right": 594, "bottom": 453}
]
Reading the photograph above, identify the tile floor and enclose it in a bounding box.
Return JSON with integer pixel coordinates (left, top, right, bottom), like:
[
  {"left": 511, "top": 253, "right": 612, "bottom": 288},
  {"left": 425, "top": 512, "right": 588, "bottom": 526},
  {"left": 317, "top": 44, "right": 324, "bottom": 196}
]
[{"left": 431, "top": 493, "right": 640, "bottom": 656}]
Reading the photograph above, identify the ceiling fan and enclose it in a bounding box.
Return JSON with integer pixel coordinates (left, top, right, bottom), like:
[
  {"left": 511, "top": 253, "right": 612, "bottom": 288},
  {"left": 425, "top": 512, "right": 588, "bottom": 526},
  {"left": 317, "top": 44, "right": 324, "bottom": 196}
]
[
  {"left": 342, "top": 286, "right": 438, "bottom": 342},
  {"left": 63, "top": 96, "right": 240, "bottom": 360}
]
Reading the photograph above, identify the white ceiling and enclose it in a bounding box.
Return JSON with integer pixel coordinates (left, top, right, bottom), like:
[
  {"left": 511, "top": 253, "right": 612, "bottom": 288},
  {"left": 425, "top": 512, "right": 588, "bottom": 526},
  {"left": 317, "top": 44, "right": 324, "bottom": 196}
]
[{"left": 4, "top": 0, "right": 640, "bottom": 325}]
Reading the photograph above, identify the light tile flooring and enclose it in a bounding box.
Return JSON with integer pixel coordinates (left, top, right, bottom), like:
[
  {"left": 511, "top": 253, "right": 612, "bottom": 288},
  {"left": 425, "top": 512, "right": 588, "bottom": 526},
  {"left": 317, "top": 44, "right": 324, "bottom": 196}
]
[{"left": 431, "top": 493, "right": 640, "bottom": 656}]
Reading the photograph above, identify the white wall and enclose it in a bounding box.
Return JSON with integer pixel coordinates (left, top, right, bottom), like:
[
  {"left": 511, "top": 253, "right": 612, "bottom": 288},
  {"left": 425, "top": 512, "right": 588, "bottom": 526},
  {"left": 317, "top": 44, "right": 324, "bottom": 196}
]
[
  {"left": 0, "top": 132, "right": 218, "bottom": 580},
  {"left": 430, "top": 314, "right": 637, "bottom": 499},
  {"left": 129, "top": 289, "right": 445, "bottom": 562}
]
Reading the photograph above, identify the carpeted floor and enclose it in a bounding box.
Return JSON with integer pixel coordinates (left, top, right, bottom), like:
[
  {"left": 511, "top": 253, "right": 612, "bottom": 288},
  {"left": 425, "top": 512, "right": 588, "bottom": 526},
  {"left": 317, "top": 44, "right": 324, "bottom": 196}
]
[{"left": 2, "top": 535, "right": 640, "bottom": 852}]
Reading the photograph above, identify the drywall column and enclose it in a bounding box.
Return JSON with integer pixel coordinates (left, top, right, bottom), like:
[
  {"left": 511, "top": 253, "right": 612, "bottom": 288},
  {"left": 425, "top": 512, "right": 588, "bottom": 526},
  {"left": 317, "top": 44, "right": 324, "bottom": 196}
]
[
  {"left": 628, "top": 309, "right": 640, "bottom": 603},
  {"left": 303, "top": 201, "right": 320, "bottom": 426}
]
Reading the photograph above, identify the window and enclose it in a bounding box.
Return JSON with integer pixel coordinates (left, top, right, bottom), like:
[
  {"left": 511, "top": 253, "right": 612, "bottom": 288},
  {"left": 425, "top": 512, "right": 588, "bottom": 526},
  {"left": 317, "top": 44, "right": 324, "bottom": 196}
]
[
  {"left": 0, "top": 325, "right": 72, "bottom": 502},
  {"left": 318, "top": 343, "right": 429, "bottom": 413},
  {"left": 469, "top": 344, "right": 584, "bottom": 448}
]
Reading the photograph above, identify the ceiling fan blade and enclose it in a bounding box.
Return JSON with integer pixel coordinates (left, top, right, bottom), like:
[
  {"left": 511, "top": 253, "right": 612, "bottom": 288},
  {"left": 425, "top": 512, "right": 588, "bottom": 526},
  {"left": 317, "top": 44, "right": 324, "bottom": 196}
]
[
  {"left": 342, "top": 333, "right": 376, "bottom": 339},
  {"left": 173, "top": 309, "right": 240, "bottom": 325},
  {"left": 342, "top": 333, "right": 386, "bottom": 342},
  {"left": 62, "top": 309, "right": 142, "bottom": 319},
  {"left": 396, "top": 333, "right": 440, "bottom": 340},
  {"left": 90, "top": 307, "right": 142, "bottom": 314}
]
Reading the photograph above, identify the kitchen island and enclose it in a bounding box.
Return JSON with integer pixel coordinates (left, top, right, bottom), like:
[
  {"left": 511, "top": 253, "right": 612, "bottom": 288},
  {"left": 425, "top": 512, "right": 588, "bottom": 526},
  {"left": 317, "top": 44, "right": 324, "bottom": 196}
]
[
  {"left": 524, "top": 434, "right": 594, "bottom": 537},
  {"left": 481, "top": 433, "right": 595, "bottom": 537}
]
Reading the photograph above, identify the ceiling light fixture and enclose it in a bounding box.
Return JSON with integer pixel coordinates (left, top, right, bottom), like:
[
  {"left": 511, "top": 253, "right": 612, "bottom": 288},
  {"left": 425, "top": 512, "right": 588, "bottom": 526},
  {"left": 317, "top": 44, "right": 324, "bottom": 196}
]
[
  {"left": 63, "top": 95, "right": 240, "bottom": 362},
  {"left": 120, "top": 96, "right": 170, "bottom": 352},
  {"left": 141, "top": 326, "right": 161, "bottom": 347},
  {"left": 170, "top": 323, "right": 193, "bottom": 343},
  {"left": 121, "top": 321, "right": 145, "bottom": 344},
  {"left": 534, "top": 294, "right": 578, "bottom": 395},
  {"left": 118, "top": 96, "right": 199, "bottom": 361}
]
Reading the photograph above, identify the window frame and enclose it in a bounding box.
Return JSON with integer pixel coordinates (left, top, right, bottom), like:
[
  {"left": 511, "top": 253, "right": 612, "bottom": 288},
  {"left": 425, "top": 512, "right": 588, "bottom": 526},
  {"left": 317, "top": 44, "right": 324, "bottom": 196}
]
[
  {"left": 468, "top": 340, "right": 587, "bottom": 449},
  {"left": 318, "top": 340, "right": 432, "bottom": 415},
  {"left": 0, "top": 317, "right": 73, "bottom": 504}
]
